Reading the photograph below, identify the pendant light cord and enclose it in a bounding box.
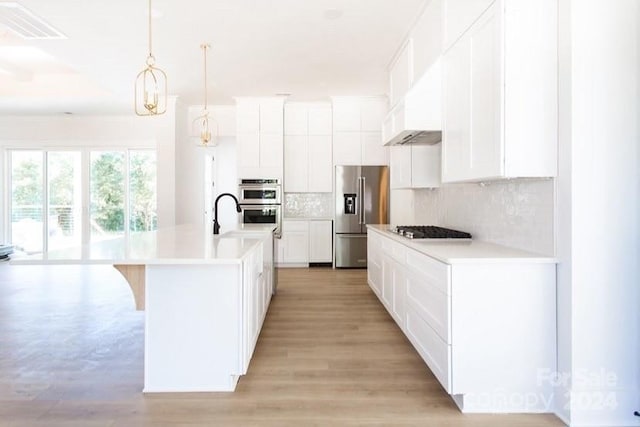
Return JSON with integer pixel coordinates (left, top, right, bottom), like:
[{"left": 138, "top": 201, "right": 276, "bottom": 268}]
[
  {"left": 203, "top": 44, "right": 208, "bottom": 108},
  {"left": 148, "top": 0, "right": 153, "bottom": 61}
]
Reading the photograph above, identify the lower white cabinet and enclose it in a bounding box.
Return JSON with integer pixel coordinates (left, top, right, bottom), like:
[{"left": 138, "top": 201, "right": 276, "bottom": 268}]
[
  {"left": 276, "top": 220, "right": 333, "bottom": 267},
  {"left": 276, "top": 220, "right": 309, "bottom": 266},
  {"left": 366, "top": 227, "right": 556, "bottom": 413},
  {"left": 309, "top": 220, "right": 332, "bottom": 263}
]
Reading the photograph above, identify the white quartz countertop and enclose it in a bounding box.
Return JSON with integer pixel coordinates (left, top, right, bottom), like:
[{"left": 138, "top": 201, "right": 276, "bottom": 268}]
[
  {"left": 11, "top": 224, "right": 275, "bottom": 266},
  {"left": 367, "top": 225, "right": 556, "bottom": 264}
]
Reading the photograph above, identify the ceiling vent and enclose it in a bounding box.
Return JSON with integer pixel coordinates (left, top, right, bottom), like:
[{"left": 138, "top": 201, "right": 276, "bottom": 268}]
[{"left": 0, "top": 2, "right": 66, "bottom": 40}]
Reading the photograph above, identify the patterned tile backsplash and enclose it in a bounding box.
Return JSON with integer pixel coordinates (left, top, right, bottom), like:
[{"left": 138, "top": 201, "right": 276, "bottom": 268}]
[
  {"left": 284, "top": 193, "right": 334, "bottom": 218},
  {"left": 410, "top": 179, "right": 555, "bottom": 255}
]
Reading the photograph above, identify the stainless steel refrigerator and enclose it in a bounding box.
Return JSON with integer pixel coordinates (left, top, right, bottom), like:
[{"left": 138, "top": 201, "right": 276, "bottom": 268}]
[{"left": 334, "top": 165, "right": 389, "bottom": 268}]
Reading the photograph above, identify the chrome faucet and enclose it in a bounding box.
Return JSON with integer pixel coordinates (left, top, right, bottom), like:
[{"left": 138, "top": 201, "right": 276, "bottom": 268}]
[{"left": 213, "top": 193, "right": 242, "bottom": 235}]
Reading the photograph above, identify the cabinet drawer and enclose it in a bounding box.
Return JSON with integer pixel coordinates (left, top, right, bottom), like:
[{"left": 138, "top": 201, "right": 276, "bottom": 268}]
[
  {"left": 405, "top": 250, "right": 450, "bottom": 295},
  {"left": 406, "top": 272, "right": 450, "bottom": 343},
  {"left": 382, "top": 238, "right": 407, "bottom": 263},
  {"left": 406, "top": 307, "right": 451, "bottom": 393},
  {"left": 282, "top": 220, "right": 309, "bottom": 232}
]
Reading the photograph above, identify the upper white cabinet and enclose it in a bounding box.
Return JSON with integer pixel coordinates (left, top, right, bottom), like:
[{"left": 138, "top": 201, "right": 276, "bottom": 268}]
[
  {"left": 390, "top": 145, "right": 441, "bottom": 189},
  {"left": 411, "top": 0, "right": 443, "bottom": 79},
  {"left": 284, "top": 103, "right": 332, "bottom": 193},
  {"left": 442, "top": 0, "right": 495, "bottom": 52},
  {"left": 383, "top": 59, "right": 442, "bottom": 146},
  {"left": 442, "top": 0, "right": 558, "bottom": 183},
  {"left": 389, "top": 40, "right": 413, "bottom": 109},
  {"left": 236, "top": 98, "right": 285, "bottom": 180},
  {"left": 332, "top": 97, "right": 389, "bottom": 166}
]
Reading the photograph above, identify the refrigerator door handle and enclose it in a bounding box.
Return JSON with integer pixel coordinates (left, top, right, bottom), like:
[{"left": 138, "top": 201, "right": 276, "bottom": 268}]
[
  {"left": 356, "top": 177, "right": 362, "bottom": 224},
  {"left": 360, "top": 176, "right": 366, "bottom": 225}
]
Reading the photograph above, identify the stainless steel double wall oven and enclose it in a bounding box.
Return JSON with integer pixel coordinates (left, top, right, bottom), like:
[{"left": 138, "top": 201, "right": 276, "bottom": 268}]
[{"left": 238, "top": 178, "right": 282, "bottom": 238}]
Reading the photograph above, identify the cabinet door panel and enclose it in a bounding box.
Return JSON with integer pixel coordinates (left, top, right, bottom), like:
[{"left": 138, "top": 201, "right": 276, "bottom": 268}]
[
  {"left": 260, "top": 102, "right": 284, "bottom": 133},
  {"left": 260, "top": 133, "right": 283, "bottom": 168},
  {"left": 237, "top": 103, "right": 260, "bottom": 133},
  {"left": 390, "top": 41, "right": 412, "bottom": 107},
  {"left": 390, "top": 145, "right": 412, "bottom": 189},
  {"left": 361, "top": 132, "right": 388, "bottom": 165},
  {"left": 308, "top": 135, "right": 332, "bottom": 192},
  {"left": 284, "top": 231, "right": 309, "bottom": 263},
  {"left": 284, "top": 135, "right": 308, "bottom": 192},
  {"left": 308, "top": 106, "right": 332, "bottom": 135},
  {"left": 469, "top": 4, "right": 503, "bottom": 178},
  {"left": 237, "top": 132, "right": 260, "bottom": 168},
  {"left": 411, "top": 145, "right": 441, "bottom": 188},
  {"left": 284, "top": 104, "right": 308, "bottom": 135},
  {"left": 333, "top": 132, "right": 361, "bottom": 165},
  {"left": 361, "top": 100, "right": 387, "bottom": 132},
  {"left": 442, "top": 34, "right": 471, "bottom": 182},
  {"left": 309, "top": 220, "right": 332, "bottom": 263},
  {"left": 333, "top": 102, "right": 361, "bottom": 132},
  {"left": 443, "top": 0, "right": 495, "bottom": 51},
  {"left": 412, "top": 0, "right": 443, "bottom": 78}
]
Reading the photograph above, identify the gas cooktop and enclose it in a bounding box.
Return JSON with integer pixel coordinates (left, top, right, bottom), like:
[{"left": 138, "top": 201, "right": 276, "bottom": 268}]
[{"left": 390, "top": 225, "right": 472, "bottom": 240}]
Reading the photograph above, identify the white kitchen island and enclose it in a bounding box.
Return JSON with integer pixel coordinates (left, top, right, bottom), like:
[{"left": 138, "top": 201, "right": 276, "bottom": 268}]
[{"left": 12, "top": 224, "right": 275, "bottom": 393}]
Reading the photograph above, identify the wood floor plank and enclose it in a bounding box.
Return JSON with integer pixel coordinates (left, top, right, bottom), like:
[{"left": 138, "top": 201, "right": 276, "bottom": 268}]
[{"left": 0, "top": 264, "right": 565, "bottom": 426}]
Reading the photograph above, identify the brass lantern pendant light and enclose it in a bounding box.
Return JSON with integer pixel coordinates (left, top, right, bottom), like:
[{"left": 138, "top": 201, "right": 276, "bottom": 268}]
[
  {"left": 194, "top": 43, "right": 216, "bottom": 146},
  {"left": 135, "top": 0, "right": 167, "bottom": 116}
]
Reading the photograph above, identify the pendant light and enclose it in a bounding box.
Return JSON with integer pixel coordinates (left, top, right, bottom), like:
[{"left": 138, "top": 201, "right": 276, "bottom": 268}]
[
  {"left": 193, "top": 43, "right": 217, "bottom": 146},
  {"left": 135, "top": 0, "right": 167, "bottom": 116}
]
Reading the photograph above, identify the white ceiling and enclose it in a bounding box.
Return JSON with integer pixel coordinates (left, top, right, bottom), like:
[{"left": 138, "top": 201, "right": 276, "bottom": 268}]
[{"left": 0, "top": 0, "right": 427, "bottom": 115}]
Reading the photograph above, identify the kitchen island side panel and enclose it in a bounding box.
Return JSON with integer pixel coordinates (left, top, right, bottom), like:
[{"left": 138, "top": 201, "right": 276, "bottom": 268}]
[{"left": 144, "top": 264, "right": 242, "bottom": 392}]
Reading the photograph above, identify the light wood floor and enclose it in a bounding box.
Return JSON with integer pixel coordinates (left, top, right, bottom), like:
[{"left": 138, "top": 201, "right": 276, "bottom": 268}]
[{"left": 0, "top": 264, "right": 565, "bottom": 426}]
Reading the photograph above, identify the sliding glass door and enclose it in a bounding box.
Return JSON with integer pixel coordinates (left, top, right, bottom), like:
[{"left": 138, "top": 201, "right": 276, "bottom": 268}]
[
  {"left": 10, "top": 151, "right": 44, "bottom": 254},
  {"left": 48, "top": 151, "right": 82, "bottom": 250},
  {"left": 7, "top": 148, "right": 157, "bottom": 255}
]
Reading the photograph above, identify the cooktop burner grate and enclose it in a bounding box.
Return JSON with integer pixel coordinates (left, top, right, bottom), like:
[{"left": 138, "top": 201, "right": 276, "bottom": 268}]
[{"left": 391, "top": 225, "right": 472, "bottom": 239}]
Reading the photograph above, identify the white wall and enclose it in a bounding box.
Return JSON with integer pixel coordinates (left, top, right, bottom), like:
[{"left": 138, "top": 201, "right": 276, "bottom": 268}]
[
  {"left": 0, "top": 99, "right": 179, "bottom": 240},
  {"left": 557, "top": 1, "right": 639, "bottom": 426},
  {"left": 407, "top": 179, "right": 555, "bottom": 255}
]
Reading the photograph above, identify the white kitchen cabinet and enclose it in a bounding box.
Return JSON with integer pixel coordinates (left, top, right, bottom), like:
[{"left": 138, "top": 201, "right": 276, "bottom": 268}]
[
  {"left": 236, "top": 97, "right": 284, "bottom": 180},
  {"left": 332, "top": 97, "right": 388, "bottom": 166},
  {"left": 390, "top": 144, "right": 441, "bottom": 189},
  {"left": 360, "top": 132, "right": 387, "bottom": 165},
  {"left": 307, "top": 136, "right": 332, "bottom": 192},
  {"left": 284, "top": 135, "right": 307, "bottom": 192},
  {"left": 332, "top": 132, "right": 361, "bottom": 166},
  {"left": 309, "top": 220, "right": 332, "bottom": 263},
  {"left": 332, "top": 101, "right": 361, "bottom": 132},
  {"left": 276, "top": 220, "right": 310, "bottom": 266},
  {"left": 284, "top": 104, "right": 308, "bottom": 135},
  {"left": 277, "top": 219, "right": 332, "bottom": 266},
  {"left": 383, "top": 59, "right": 442, "bottom": 147},
  {"left": 411, "top": 0, "right": 443, "bottom": 79},
  {"left": 442, "top": 0, "right": 557, "bottom": 183},
  {"left": 381, "top": 240, "right": 407, "bottom": 330},
  {"left": 308, "top": 106, "right": 332, "bottom": 135},
  {"left": 366, "top": 227, "right": 556, "bottom": 413},
  {"left": 442, "top": 0, "right": 495, "bottom": 52},
  {"left": 283, "top": 103, "right": 333, "bottom": 193},
  {"left": 389, "top": 40, "right": 413, "bottom": 108}
]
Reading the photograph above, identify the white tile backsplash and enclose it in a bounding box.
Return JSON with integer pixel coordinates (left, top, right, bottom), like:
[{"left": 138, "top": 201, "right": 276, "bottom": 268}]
[
  {"left": 410, "top": 179, "right": 555, "bottom": 255},
  {"left": 284, "top": 193, "right": 333, "bottom": 218}
]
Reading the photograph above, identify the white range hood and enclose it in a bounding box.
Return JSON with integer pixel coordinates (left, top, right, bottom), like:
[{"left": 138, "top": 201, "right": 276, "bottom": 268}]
[{"left": 383, "top": 59, "right": 442, "bottom": 146}]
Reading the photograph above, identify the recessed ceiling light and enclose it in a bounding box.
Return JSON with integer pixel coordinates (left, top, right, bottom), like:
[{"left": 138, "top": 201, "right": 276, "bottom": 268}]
[
  {"left": 323, "top": 8, "right": 343, "bottom": 21},
  {"left": 0, "top": 2, "right": 66, "bottom": 40},
  {"left": 275, "top": 93, "right": 291, "bottom": 97}
]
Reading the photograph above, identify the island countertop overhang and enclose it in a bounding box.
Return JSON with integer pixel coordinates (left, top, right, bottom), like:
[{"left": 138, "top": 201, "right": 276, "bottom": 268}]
[{"left": 11, "top": 223, "right": 276, "bottom": 266}]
